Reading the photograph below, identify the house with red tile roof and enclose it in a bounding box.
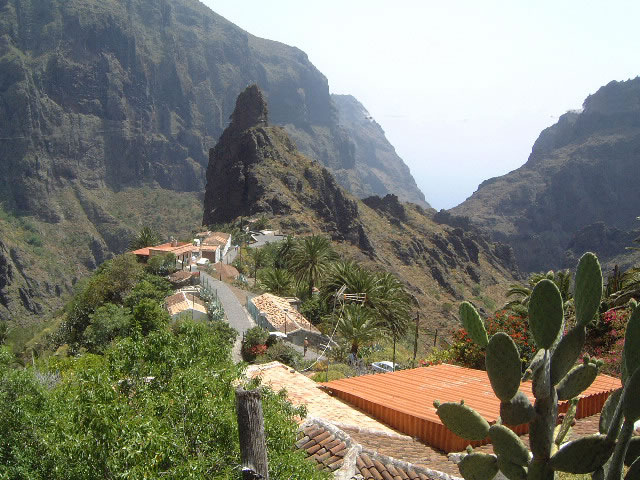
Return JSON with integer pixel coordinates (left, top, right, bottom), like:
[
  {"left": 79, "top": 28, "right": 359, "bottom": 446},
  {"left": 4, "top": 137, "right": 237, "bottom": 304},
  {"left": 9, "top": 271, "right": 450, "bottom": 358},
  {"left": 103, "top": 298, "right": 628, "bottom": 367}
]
[
  {"left": 198, "top": 231, "right": 232, "bottom": 262},
  {"left": 130, "top": 238, "right": 195, "bottom": 269}
]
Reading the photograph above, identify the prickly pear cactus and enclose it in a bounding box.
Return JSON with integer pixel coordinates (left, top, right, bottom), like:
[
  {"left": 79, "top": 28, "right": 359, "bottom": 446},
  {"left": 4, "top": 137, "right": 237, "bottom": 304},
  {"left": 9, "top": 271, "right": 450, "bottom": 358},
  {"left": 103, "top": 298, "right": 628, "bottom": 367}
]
[{"left": 436, "top": 252, "right": 639, "bottom": 480}]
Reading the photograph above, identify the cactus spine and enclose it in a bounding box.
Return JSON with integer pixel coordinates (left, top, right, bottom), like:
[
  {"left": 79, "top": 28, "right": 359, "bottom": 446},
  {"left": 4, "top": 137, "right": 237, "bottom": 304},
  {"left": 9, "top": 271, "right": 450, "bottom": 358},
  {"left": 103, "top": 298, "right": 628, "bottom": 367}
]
[{"left": 434, "top": 252, "right": 640, "bottom": 480}]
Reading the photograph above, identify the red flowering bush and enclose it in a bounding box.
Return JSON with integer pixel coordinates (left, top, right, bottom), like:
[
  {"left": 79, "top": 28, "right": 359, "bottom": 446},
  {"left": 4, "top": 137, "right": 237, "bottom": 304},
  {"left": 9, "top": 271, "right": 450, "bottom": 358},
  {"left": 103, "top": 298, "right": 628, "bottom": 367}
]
[
  {"left": 585, "top": 308, "right": 628, "bottom": 377},
  {"left": 448, "top": 310, "right": 534, "bottom": 370},
  {"left": 250, "top": 344, "right": 268, "bottom": 356}
]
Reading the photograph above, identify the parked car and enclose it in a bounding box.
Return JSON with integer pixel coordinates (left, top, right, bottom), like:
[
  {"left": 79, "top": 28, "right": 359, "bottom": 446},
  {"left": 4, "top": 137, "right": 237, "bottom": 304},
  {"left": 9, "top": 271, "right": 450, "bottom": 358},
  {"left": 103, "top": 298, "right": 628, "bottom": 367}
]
[{"left": 370, "top": 361, "right": 398, "bottom": 373}]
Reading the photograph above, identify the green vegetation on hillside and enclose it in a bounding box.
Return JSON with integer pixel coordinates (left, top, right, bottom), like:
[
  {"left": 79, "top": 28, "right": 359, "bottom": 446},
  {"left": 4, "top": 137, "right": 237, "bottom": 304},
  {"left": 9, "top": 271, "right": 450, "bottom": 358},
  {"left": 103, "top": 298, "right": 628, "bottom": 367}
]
[{"left": 0, "top": 254, "right": 329, "bottom": 479}]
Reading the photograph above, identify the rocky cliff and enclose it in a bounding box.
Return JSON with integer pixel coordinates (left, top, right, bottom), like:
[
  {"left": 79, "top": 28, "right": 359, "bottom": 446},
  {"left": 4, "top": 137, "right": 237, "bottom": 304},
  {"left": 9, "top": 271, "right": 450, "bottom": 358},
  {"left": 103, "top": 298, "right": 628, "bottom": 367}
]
[
  {"left": 331, "top": 94, "right": 428, "bottom": 206},
  {"left": 0, "top": 0, "right": 424, "bottom": 219},
  {"left": 203, "top": 85, "right": 373, "bottom": 251},
  {"left": 0, "top": 0, "right": 425, "bottom": 326},
  {"left": 204, "top": 86, "right": 519, "bottom": 329},
  {"left": 452, "top": 77, "right": 640, "bottom": 273}
]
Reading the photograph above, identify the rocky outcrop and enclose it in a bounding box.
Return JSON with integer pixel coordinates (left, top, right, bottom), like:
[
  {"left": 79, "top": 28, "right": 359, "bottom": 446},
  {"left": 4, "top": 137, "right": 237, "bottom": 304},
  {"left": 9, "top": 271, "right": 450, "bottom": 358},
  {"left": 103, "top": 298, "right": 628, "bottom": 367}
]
[
  {"left": 452, "top": 77, "right": 640, "bottom": 272},
  {"left": 362, "top": 194, "right": 407, "bottom": 223},
  {"left": 203, "top": 85, "right": 371, "bottom": 251}
]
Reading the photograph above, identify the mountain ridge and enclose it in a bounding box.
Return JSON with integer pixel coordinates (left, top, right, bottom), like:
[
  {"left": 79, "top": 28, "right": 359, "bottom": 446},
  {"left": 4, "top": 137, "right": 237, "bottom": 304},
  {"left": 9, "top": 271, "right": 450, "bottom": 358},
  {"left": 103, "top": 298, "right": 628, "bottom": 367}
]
[{"left": 452, "top": 77, "right": 640, "bottom": 273}]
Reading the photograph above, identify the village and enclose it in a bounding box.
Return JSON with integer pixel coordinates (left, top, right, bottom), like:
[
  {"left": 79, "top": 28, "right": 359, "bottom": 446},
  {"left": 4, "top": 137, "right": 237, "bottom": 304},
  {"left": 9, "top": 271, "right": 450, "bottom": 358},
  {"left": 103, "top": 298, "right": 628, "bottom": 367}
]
[{"left": 127, "top": 227, "right": 625, "bottom": 480}]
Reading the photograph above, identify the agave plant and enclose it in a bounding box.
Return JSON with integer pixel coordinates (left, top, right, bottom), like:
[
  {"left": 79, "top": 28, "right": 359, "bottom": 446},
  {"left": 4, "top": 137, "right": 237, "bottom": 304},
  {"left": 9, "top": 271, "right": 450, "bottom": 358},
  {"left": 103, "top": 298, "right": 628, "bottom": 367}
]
[{"left": 435, "top": 252, "right": 640, "bottom": 480}]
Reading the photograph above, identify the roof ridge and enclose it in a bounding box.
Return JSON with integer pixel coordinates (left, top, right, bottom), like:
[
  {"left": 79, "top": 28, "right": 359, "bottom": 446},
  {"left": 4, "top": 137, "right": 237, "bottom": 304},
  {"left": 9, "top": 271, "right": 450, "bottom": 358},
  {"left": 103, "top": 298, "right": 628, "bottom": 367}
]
[{"left": 301, "top": 418, "right": 463, "bottom": 480}]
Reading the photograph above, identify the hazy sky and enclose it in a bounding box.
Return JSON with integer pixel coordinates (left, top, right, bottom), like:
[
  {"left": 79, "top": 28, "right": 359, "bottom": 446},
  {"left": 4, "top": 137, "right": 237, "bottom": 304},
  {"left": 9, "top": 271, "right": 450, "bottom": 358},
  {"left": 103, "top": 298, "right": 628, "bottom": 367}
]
[{"left": 203, "top": 1, "right": 640, "bottom": 209}]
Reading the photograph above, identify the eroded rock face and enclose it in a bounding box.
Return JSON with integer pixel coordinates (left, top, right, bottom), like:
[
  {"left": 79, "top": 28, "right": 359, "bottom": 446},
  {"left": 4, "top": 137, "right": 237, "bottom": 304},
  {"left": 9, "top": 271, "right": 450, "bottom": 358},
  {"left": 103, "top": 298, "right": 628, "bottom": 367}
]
[
  {"left": 452, "top": 77, "right": 640, "bottom": 272},
  {"left": 0, "top": 0, "right": 424, "bottom": 224},
  {"left": 203, "top": 85, "right": 371, "bottom": 251}
]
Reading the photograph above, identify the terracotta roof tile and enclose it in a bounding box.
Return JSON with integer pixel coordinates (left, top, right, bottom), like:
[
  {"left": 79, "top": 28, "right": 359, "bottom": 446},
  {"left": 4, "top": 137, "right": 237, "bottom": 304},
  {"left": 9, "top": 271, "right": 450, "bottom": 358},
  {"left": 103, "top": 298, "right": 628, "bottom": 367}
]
[
  {"left": 132, "top": 242, "right": 194, "bottom": 257},
  {"left": 203, "top": 232, "right": 231, "bottom": 246},
  {"left": 251, "top": 293, "right": 320, "bottom": 334},
  {"left": 164, "top": 292, "right": 207, "bottom": 317}
]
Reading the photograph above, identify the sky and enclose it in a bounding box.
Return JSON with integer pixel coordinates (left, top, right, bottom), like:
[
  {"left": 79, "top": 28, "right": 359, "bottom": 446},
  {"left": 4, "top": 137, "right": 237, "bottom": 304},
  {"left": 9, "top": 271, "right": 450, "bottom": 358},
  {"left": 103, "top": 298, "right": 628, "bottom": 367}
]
[{"left": 202, "top": 1, "right": 640, "bottom": 209}]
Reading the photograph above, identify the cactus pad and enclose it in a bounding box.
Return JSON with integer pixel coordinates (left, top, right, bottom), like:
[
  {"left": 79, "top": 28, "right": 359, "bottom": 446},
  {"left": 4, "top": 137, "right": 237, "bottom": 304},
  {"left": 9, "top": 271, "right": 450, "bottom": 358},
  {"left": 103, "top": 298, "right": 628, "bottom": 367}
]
[
  {"left": 500, "top": 391, "right": 535, "bottom": 425},
  {"left": 550, "top": 325, "right": 586, "bottom": 385},
  {"left": 496, "top": 456, "right": 527, "bottom": 480},
  {"left": 624, "top": 367, "right": 640, "bottom": 422},
  {"left": 624, "top": 305, "right": 640, "bottom": 379},
  {"left": 549, "top": 434, "right": 615, "bottom": 473},
  {"left": 458, "top": 452, "right": 498, "bottom": 480},
  {"left": 532, "top": 350, "right": 551, "bottom": 399},
  {"left": 522, "top": 349, "right": 545, "bottom": 382},
  {"left": 556, "top": 362, "right": 598, "bottom": 401},
  {"left": 599, "top": 388, "right": 622, "bottom": 434},
  {"left": 435, "top": 402, "right": 490, "bottom": 441},
  {"left": 489, "top": 424, "right": 529, "bottom": 466},
  {"left": 625, "top": 437, "right": 640, "bottom": 467},
  {"left": 459, "top": 302, "right": 489, "bottom": 347},
  {"left": 574, "top": 252, "right": 603, "bottom": 327},
  {"left": 626, "top": 457, "right": 640, "bottom": 480},
  {"left": 528, "top": 279, "right": 564, "bottom": 349},
  {"left": 486, "top": 332, "right": 522, "bottom": 402}
]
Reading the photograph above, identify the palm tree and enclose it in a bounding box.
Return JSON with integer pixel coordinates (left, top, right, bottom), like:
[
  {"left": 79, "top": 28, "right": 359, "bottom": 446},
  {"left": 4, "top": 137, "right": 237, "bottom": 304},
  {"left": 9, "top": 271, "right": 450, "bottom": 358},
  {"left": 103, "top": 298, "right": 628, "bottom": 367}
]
[
  {"left": 250, "top": 247, "right": 270, "bottom": 285},
  {"left": 321, "top": 261, "right": 379, "bottom": 308},
  {"left": 337, "top": 304, "right": 382, "bottom": 356},
  {"left": 374, "top": 272, "right": 411, "bottom": 338},
  {"left": 374, "top": 272, "right": 412, "bottom": 369},
  {"left": 274, "top": 235, "right": 295, "bottom": 269},
  {"left": 259, "top": 268, "right": 293, "bottom": 296},
  {"left": 129, "top": 227, "right": 161, "bottom": 250},
  {"left": 288, "top": 235, "right": 337, "bottom": 298},
  {"left": 504, "top": 269, "right": 573, "bottom": 315}
]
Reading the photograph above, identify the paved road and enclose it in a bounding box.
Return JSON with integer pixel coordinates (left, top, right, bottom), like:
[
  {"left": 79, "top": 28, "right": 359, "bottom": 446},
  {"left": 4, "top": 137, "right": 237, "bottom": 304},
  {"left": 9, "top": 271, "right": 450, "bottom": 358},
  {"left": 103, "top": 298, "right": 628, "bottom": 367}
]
[
  {"left": 200, "top": 270, "right": 326, "bottom": 364},
  {"left": 200, "top": 271, "right": 254, "bottom": 361},
  {"left": 248, "top": 233, "right": 286, "bottom": 248}
]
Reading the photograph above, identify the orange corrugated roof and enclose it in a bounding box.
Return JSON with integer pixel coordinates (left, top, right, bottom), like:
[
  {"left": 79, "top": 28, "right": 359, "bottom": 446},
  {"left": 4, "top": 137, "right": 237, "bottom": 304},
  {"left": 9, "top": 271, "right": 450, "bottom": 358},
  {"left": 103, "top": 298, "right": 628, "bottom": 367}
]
[{"left": 322, "top": 364, "right": 621, "bottom": 424}]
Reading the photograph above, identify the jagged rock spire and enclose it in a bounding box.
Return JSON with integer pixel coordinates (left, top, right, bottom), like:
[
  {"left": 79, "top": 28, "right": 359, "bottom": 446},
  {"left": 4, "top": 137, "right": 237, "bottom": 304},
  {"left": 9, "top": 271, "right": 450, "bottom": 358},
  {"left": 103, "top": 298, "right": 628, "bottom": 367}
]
[{"left": 230, "top": 84, "right": 268, "bottom": 132}]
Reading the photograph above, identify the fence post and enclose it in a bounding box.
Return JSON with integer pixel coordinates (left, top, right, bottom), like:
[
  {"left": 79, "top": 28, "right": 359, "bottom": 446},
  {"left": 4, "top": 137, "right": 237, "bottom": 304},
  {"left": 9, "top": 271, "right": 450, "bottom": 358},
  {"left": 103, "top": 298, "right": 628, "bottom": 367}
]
[{"left": 235, "top": 387, "right": 269, "bottom": 480}]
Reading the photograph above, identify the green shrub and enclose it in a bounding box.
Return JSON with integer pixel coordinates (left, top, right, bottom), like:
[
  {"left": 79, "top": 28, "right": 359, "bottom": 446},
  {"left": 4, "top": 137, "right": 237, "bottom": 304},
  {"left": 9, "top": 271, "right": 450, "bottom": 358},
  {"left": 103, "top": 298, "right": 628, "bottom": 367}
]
[
  {"left": 0, "top": 323, "right": 329, "bottom": 479},
  {"left": 265, "top": 341, "right": 302, "bottom": 368},
  {"left": 242, "top": 326, "right": 269, "bottom": 361}
]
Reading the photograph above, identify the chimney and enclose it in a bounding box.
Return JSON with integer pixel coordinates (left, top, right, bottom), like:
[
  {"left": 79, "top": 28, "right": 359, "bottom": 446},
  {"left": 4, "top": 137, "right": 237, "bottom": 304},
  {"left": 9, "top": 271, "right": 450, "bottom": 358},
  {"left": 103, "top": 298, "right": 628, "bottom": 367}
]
[{"left": 171, "top": 236, "right": 178, "bottom": 247}]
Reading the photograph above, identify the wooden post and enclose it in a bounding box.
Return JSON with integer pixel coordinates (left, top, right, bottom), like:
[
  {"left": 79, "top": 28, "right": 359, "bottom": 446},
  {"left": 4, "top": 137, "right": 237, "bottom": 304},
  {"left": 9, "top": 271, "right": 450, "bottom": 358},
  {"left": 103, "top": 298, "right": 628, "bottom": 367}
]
[
  {"left": 235, "top": 387, "right": 269, "bottom": 480},
  {"left": 412, "top": 311, "right": 420, "bottom": 368},
  {"left": 433, "top": 328, "right": 438, "bottom": 347}
]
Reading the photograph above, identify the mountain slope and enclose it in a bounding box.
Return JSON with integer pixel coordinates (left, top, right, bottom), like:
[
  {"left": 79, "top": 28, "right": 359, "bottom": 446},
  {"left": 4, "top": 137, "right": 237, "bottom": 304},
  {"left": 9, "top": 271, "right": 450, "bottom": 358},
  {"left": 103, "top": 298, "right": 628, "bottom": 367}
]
[
  {"left": 330, "top": 94, "right": 428, "bottom": 206},
  {"left": 204, "top": 86, "right": 518, "bottom": 330},
  {"left": 452, "top": 77, "right": 640, "bottom": 273},
  {"left": 0, "top": 0, "right": 424, "bottom": 325}
]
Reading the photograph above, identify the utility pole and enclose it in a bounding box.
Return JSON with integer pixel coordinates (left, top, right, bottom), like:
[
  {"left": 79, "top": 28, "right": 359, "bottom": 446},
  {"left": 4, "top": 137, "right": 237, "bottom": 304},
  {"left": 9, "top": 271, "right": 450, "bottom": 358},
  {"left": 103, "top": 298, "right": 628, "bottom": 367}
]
[
  {"left": 236, "top": 387, "right": 269, "bottom": 480},
  {"left": 412, "top": 311, "right": 420, "bottom": 368},
  {"left": 392, "top": 335, "right": 396, "bottom": 372}
]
